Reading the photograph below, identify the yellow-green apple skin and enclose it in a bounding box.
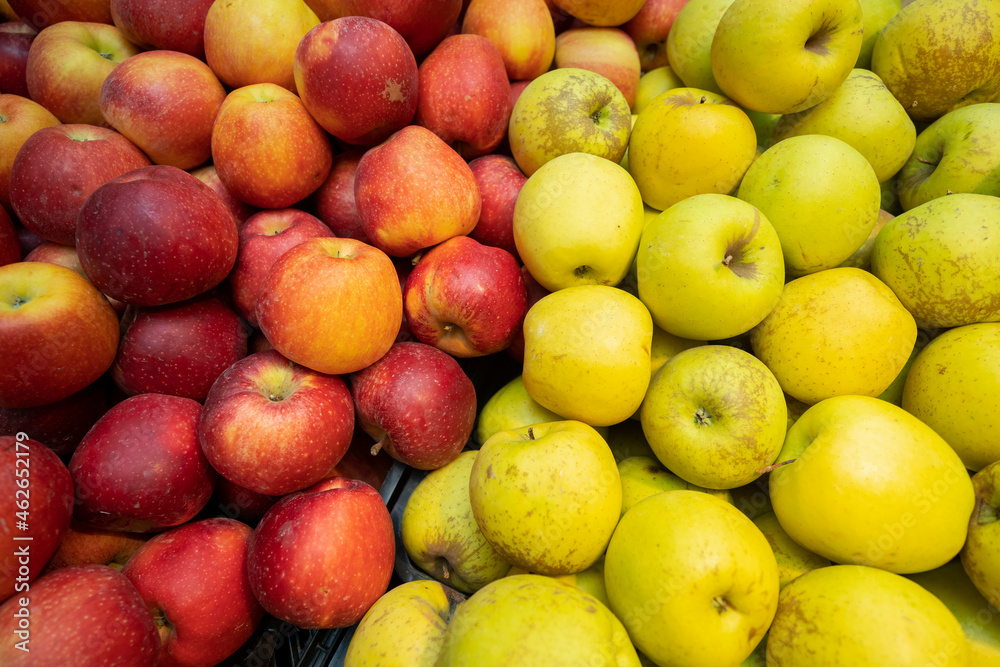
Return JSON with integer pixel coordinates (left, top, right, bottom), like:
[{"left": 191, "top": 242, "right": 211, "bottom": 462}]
[
  {"left": 506, "top": 556, "right": 611, "bottom": 609},
  {"left": 749, "top": 267, "right": 916, "bottom": 404},
  {"left": 521, "top": 285, "right": 652, "bottom": 427},
  {"left": 836, "top": 208, "right": 894, "bottom": 270},
  {"left": 909, "top": 558, "right": 1000, "bottom": 664},
  {"left": 461, "top": 0, "right": 555, "bottom": 81},
  {"left": 618, "top": 455, "right": 733, "bottom": 517},
  {"left": 469, "top": 421, "right": 622, "bottom": 576},
  {"left": 605, "top": 490, "right": 779, "bottom": 667},
  {"left": 743, "top": 108, "right": 780, "bottom": 150},
  {"left": 751, "top": 510, "right": 832, "bottom": 589},
  {"left": 767, "top": 565, "right": 969, "bottom": 666},
  {"left": 872, "top": 0, "right": 1000, "bottom": 122},
  {"left": 902, "top": 323, "right": 1000, "bottom": 471},
  {"left": 631, "top": 323, "right": 706, "bottom": 418},
  {"left": 628, "top": 88, "right": 757, "bottom": 211},
  {"left": 769, "top": 395, "right": 975, "bottom": 574},
  {"left": 507, "top": 68, "right": 631, "bottom": 177},
  {"left": 640, "top": 345, "right": 786, "bottom": 490},
  {"left": 400, "top": 451, "right": 511, "bottom": 594},
  {"left": 633, "top": 65, "right": 685, "bottom": 114},
  {"left": 436, "top": 574, "right": 640, "bottom": 667},
  {"left": 770, "top": 69, "right": 916, "bottom": 183},
  {"left": 961, "top": 461, "right": 1000, "bottom": 610},
  {"left": 710, "top": 0, "right": 864, "bottom": 114},
  {"left": 874, "top": 327, "right": 929, "bottom": 407},
  {"left": 896, "top": 103, "right": 1000, "bottom": 210},
  {"left": 513, "top": 152, "right": 644, "bottom": 292},
  {"left": 554, "top": 28, "right": 641, "bottom": 110},
  {"left": 870, "top": 192, "right": 1000, "bottom": 329},
  {"left": 475, "top": 375, "right": 561, "bottom": 446},
  {"left": 737, "top": 134, "right": 881, "bottom": 276},
  {"left": 666, "top": 0, "right": 737, "bottom": 94},
  {"left": 343, "top": 580, "right": 458, "bottom": 667},
  {"left": 856, "top": 0, "right": 902, "bottom": 69},
  {"left": 636, "top": 194, "right": 785, "bottom": 341}
]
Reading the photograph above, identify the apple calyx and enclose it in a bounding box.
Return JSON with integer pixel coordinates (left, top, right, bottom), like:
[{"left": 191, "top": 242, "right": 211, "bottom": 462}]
[
  {"left": 9, "top": 295, "right": 28, "bottom": 309},
  {"left": 694, "top": 407, "right": 713, "bottom": 427},
  {"left": 976, "top": 497, "right": 998, "bottom": 526}
]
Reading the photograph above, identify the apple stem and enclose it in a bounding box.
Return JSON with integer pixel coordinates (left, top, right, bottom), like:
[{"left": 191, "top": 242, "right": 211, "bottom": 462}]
[
  {"left": 756, "top": 459, "right": 796, "bottom": 475},
  {"left": 527, "top": 427, "right": 535, "bottom": 440},
  {"left": 699, "top": 96, "right": 707, "bottom": 104},
  {"left": 915, "top": 157, "right": 936, "bottom": 165},
  {"left": 721, "top": 254, "right": 733, "bottom": 267},
  {"left": 711, "top": 596, "right": 732, "bottom": 613},
  {"left": 370, "top": 435, "right": 388, "bottom": 456}
]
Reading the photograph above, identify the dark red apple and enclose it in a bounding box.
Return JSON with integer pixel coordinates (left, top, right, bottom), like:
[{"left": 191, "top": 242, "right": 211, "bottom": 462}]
[
  {"left": 0, "top": 22, "right": 35, "bottom": 98},
  {"left": 211, "top": 477, "right": 278, "bottom": 527},
  {"left": 339, "top": 0, "right": 462, "bottom": 58},
  {"left": 0, "top": 378, "right": 108, "bottom": 459},
  {"left": 7, "top": 0, "right": 114, "bottom": 30},
  {"left": 507, "top": 265, "right": 551, "bottom": 363},
  {"left": 14, "top": 223, "right": 44, "bottom": 258},
  {"left": 308, "top": 148, "right": 369, "bottom": 243},
  {"left": 0, "top": 206, "right": 19, "bottom": 266},
  {"left": 468, "top": 154, "right": 527, "bottom": 260},
  {"left": 110, "top": 0, "right": 215, "bottom": 58}
]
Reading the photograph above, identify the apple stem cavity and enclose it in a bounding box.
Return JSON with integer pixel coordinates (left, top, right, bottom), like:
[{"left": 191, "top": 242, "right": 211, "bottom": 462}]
[
  {"left": 756, "top": 459, "right": 797, "bottom": 475},
  {"left": 10, "top": 295, "right": 28, "bottom": 309},
  {"left": 976, "top": 497, "right": 999, "bottom": 526}
]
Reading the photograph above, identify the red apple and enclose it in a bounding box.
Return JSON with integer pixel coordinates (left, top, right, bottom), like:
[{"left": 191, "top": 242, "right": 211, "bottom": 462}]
[
  {"left": 247, "top": 328, "right": 274, "bottom": 355},
  {"left": 44, "top": 521, "right": 147, "bottom": 572},
  {"left": 69, "top": 393, "right": 217, "bottom": 532},
  {"left": 339, "top": 0, "right": 462, "bottom": 58},
  {"left": 623, "top": 0, "right": 689, "bottom": 72},
  {"left": 112, "top": 295, "right": 248, "bottom": 402},
  {"left": 352, "top": 341, "right": 477, "bottom": 470},
  {"left": 554, "top": 27, "right": 642, "bottom": 109},
  {"left": 462, "top": 0, "right": 556, "bottom": 81},
  {"left": 256, "top": 236, "right": 402, "bottom": 375},
  {"left": 0, "top": 22, "right": 35, "bottom": 98},
  {"left": 23, "top": 241, "right": 82, "bottom": 272},
  {"left": 122, "top": 518, "right": 265, "bottom": 667},
  {"left": 110, "top": 0, "right": 214, "bottom": 58},
  {"left": 0, "top": 378, "right": 108, "bottom": 459},
  {"left": 0, "top": 93, "right": 59, "bottom": 212},
  {"left": 76, "top": 164, "right": 239, "bottom": 306},
  {"left": 9, "top": 123, "right": 151, "bottom": 245},
  {"left": 230, "top": 208, "right": 334, "bottom": 326},
  {"left": 25, "top": 21, "right": 140, "bottom": 125},
  {"left": 308, "top": 148, "right": 369, "bottom": 242},
  {"left": 0, "top": 435, "right": 74, "bottom": 602},
  {"left": 199, "top": 349, "right": 355, "bottom": 496},
  {"left": 293, "top": 16, "right": 418, "bottom": 146},
  {"left": 0, "top": 206, "right": 19, "bottom": 265},
  {"left": 468, "top": 154, "right": 526, "bottom": 260},
  {"left": 0, "top": 261, "right": 119, "bottom": 409},
  {"left": 323, "top": 428, "right": 395, "bottom": 491},
  {"left": 7, "top": 0, "right": 114, "bottom": 30},
  {"left": 0, "top": 564, "right": 159, "bottom": 664},
  {"left": 415, "top": 33, "right": 511, "bottom": 159},
  {"left": 246, "top": 477, "right": 394, "bottom": 629},
  {"left": 99, "top": 49, "right": 226, "bottom": 170},
  {"left": 189, "top": 164, "right": 258, "bottom": 227},
  {"left": 211, "top": 477, "right": 278, "bottom": 527},
  {"left": 211, "top": 83, "right": 333, "bottom": 209},
  {"left": 355, "top": 124, "right": 481, "bottom": 258}
]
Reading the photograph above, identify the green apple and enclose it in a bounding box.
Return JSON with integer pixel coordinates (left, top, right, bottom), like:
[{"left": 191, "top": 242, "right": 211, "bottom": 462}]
[
  {"left": 750, "top": 267, "right": 916, "bottom": 404},
  {"left": 874, "top": 327, "right": 929, "bottom": 407},
  {"left": 738, "top": 134, "right": 882, "bottom": 276},
  {"left": 767, "top": 565, "right": 968, "bottom": 666},
  {"left": 961, "top": 461, "right": 1000, "bottom": 610},
  {"left": 896, "top": 103, "right": 1000, "bottom": 210},
  {"left": 909, "top": 558, "right": 1000, "bottom": 664},
  {"left": 400, "top": 451, "right": 512, "bottom": 594},
  {"left": 872, "top": 0, "right": 1000, "bottom": 122},
  {"left": 743, "top": 108, "right": 780, "bottom": 150},
  {"left": 636, "top": 194, "right": 785, "bottom": 341},
  {"left": 521, "top": 285, "right": 652, "bottom": 427},
  {"left": 870, "top": 192, "right": 1000, "bottom": 329},
  {"left": 783, "top": 393, "right": 810, "bottom": 432},
  {"left": 769, "top": 395, "right": 975, "bottom": 574},
  {"left": 770, "top": 69, "right": 916, "bottom": 183},
  {"left": 640, "top": 345, "right": 786, "bottom": 490},
  {"left": 508, "top": 67, "right": 632, "bottom": 177},
  {"left": 633, "top": 65, "right": 684, "bottom": 114},
  {"left": 628, "top": 88, "right": 757, "bottom": 211},
  {"left": 710, "top": 0, "right": 864, "bottom": 114},
  {"left": 836, "top": 208, "right": 894, "bottom": 270},
  {"left": 618, "top": 455, "right": 732, "bottom": 517},
  {"left": 856, "top": 0, "right": 902, "bottom": 69},
  {"left": 513, "top": 151, "right": 644, "bottom": 292},
  {"left": 665, "top": 0, "right": 737, "bottom": 94},
  {"left": 751, "top": 510, "right": 832, "bottom": 589},
  {"left": 506, "top": 556, "right": 611, "bottom": 609},
  {"left": 475, "top": 375, "right": 562, "bottom": 446},
  {"left": 436, "top": 574, "right": 640, "bottom": 666},
  {"left": 631, "top": 323, "right": 706, "bottom": 421},
  {"left": 902, "top": 323, "right": 1000, "bottom": 472},
  {"left": 605, "top": 490, "right": 779, "bottom": 667},
  {"left": 469, "top": 420, "right": 622, "bottom": 575}
]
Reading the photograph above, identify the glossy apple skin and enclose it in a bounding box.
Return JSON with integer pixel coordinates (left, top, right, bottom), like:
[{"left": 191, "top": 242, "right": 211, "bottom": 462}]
[
  {"left": 352, "top": 341, "right": 477, "bottom": 470},
  {"left": 76, "top": 165, "right": 239, "bottom": 307},
  {"left": 199, "top": 350, "right": 355, "bottom": 496},
  {"left": 0, "top": 379, "right": 108, "bottom": 459},
  {"left": 189, "top": 164, "right": 258, "bottom": 227},
  {"left": 43, "top": 521, "right": 148, "bottom": 572},
  {"left": 110, "top": 0, "right": 215, "bottom": 58},
  {"left": 69, "top": 393, "right": 217, "bottom": 532},
  {"left": 0, "top": 435, "right": 74, "bottom": 602},
  {"left": 293, "top": 16, "right": 418, "bottom": 146},
  {"left": 112, "top": 295, "right": 248, "bottom": 402},
  {"left": 0, "top": 22, "right": 35, "bottom": 97},
  {"left": 247, "top": 477, "right": 395, "bottom": 629},
  {"left": 468, "top": 154, "right": 527, "bottom": 260},
  {"left": 7, "top": 0, "right": 114, "bottom": 30},
  {"left": 0, "top": 93, "right": 60, "bottom": 211},
  {"left": 0, "top": 206, "right": 19, "bottom": 265},
  {"left": 122, "top": 518, "right": 265, "bottom": 667},
  {"left": 554, "top": 27, "right": 642, "bottom": 109},
  {"left": 0, "top": 564, "right": 160, "bottom": 666},
  {"left": 9, "top": 124, "right": 151, "bottom": 245},
  {"left": 339, "top": 0, "right": 462, "bottom": 58},
  {"left": 309, "top": 148, "right": 369, "bottom": 242}
]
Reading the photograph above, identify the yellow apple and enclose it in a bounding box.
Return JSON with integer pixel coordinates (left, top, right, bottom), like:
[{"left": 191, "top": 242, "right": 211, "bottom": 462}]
[
  {"left": 554, "top": 27, "right": 641, "bottom": 109},
  {"left": 633, "top": 65, "right": 685, "bottom": 113},
  {"left": 461, "top": 0, "right": 555, "bottom": 81},
  {"left": 856, "top": 0, "right": 902, "bottom": 70},
  {"left": 475, "top": 375, "right": 562, "bottom": 446},
  {"left": 506, "top": 556, "right": 611, "bottom": 609},
  {"left": 618, "top": 455, "right": 732, "bottom": 517},
  {"left": 836, "top": 208, "right": 894, "bottom": 270},
  {"left": 961, "top": 461, "right": 1000, "bottom": 611},
  {"left": 665, "top": 0, "right": 736, "bottom": 94},
  {"left": 751, "top": 510, "right": 832, "bottom": 589}
]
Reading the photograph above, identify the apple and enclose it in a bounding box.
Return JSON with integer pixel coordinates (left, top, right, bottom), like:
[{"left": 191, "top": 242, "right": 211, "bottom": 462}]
[
  {"left": 339, "top": 0, "right": 462, "bottom": 58},
  {"left": 76, "top": 164, "right": 239, "bottom": 307},
  {"left": 203, "top": 0, "right": 319, "bottom": 92},
  {"left": 461, "top": 0, "right": 555, "bottom": 81},
  {"left": 122, "top": 518, "right": 265, "bottom": 667},
  {"left": 25, "top": 20, "right": 140, "bottom": 125},
  {"left": 246, "top": 477, "right": 395, "bottom": 629},
  {"left": 623, "top": 0, "right": 690, "bottom": 72},
  {"left": 475, "top": 374, "right": 565, "bottom": 446},
  {"left": 711, "top": 0, "right": 864, "bottom": 114},
  {"left": 293, "top": 16, "right": 418, "bottom": 146},
  {"left": 0, "top": 378, "right": 108, "bottom": 459},
  {"left": 110, "top": 0, "right": 215, "bottom": 58},
  {"left": 308, "top": 149, "right": 369, "bottom": 243},
  {"left": 636, "top": 193, "right": 785, "bottom": 341},
  {"left": 44, "top": 522, "right": 147, "bottom": 571},
  {"left": 508, "top": 67, "right": 632, "bottom": 177},
  {"left": 229, "top": 207, "right": 334, "bottom": 327},
  {"left": 0, "top": 21, "right": 35, "bottom": 98},
  {"left": 0, "top": 564, "right": 160, "bottom": 665},
  {"left": 99, "top": 49, "right": 226, "bottom": 170},
  {"left": 7, "top": 0, "right": 113, "bottom": 30},
  {"left": 189, "top": 165, "right": 257, "bottom": 227},
  {"left": 0, "top": 206, "right": 19, "bottom": 265},
  {"left": 199, "top": 349, "right": 355, "bottom": 496},
  {"left": 69, "top": 393, "right": 217, "bottom": 532},
  {"left": 855, "top": 0, "right": 901, "bottom": 70},
  {"left": 961, "top": 461, "right": 1000, "bottom": 610},
  {"left": 751, "top": 510, "right": 832, "bottom": 589},
  {"left": 351, "top": 341, "right": 477, "bottom": 470},
  {"left": 554, "top": 27, "right": 641, "bottom": 110},
  {"left": 403, "top": 236, "right": 526, "bottom": 357},
  {"left": 16, "top": 224, "right": 62, "bottom": 262},
  {"left": 467, "top": 154, "right": 526, "bottom": 261},
  {"left": 9, "top": 123, "right": 151, "bottom": 246},
  {"left": 633, "top": 64, "right": 685, "bottom": 113},
  {"left": 23, "top": 241, "right": 84, "bottom": 275},
  {"left": 255, "top": 236, "right": 402, "bottom": 375},
  {"left": 354, "top": 124, "right": 480, "bottom": 258},
  {"left": 321, "top": 428, "right": 395, "bottom": 491},
  {"left": 504, "top": 264, "right": 549, "bottom": 363},
  {"left": 0, "top": 93, "right": 59, "bottom": 212},
  {"left": 0, "top": 261, "right": 119, "bottom": 409},
  {"left": 552, "top": 0, "right": 645, "bottom": 25},
  {"left": 618, "top": 455, "right": 733, "bottom": 517},
  {"left": 210, "top": 477, "right": 278, "bottom": 528},
  {"left": 0, "top": 435, "right": 73, "bottom": 602},
  {"left": 665, "top": 0, "right": 737, "bottom": 94}
]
